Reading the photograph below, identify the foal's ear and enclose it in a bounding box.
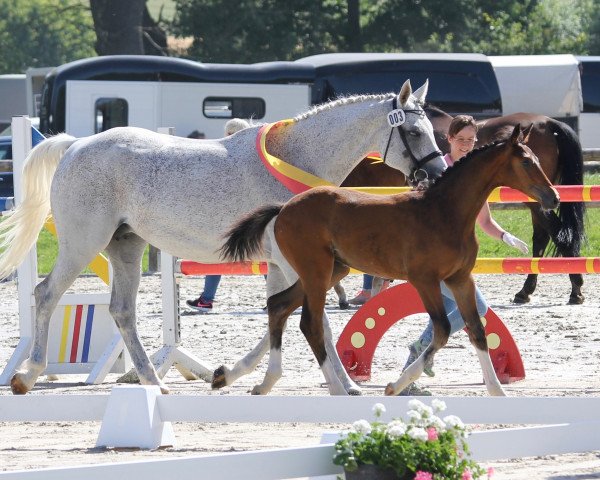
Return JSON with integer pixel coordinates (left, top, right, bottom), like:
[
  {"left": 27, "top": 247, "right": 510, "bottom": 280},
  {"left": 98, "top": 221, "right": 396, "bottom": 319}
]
[
  {"left": 521, "top": 124, "right": 534, "bottom": 143},
  {"left": 399, "top": 79, "right": 413, "bottom": 106},
  {"left": 412, "top": 79, "right": 429, "bottom": 105},
  {"left": 510, "top": 124, "right": 523, "bottom": 144}
]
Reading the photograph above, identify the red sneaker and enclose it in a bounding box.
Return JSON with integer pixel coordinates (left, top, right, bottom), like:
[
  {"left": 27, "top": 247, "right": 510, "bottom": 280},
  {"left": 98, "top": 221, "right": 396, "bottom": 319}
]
[{"left": 186, "top": 297, "right": 213, "bottom": 313}]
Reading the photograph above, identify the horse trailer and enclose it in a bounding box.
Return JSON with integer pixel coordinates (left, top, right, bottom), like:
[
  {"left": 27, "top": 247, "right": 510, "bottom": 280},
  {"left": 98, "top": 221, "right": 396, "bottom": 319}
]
[{"left": 38, "top": 53, "right": 502, "bottom": 139}]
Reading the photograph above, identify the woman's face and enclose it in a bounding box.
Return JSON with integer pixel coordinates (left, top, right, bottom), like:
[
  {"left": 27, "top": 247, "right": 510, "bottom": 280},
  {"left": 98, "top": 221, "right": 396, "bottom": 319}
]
[{"left": 448, "top": 125, "right": 477, "bottom": 159}]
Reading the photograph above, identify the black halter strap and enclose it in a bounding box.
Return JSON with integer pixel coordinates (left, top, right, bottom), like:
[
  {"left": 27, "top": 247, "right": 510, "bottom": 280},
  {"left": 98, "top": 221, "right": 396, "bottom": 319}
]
[{"left": 382, "top": 97, "right": 442, "bottom": 184}]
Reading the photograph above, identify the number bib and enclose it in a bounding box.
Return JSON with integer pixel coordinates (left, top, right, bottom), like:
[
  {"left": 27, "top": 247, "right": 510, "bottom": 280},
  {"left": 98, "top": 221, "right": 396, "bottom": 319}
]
[{"left": 387, "top": 109, "right": 406, "bottom": 127}]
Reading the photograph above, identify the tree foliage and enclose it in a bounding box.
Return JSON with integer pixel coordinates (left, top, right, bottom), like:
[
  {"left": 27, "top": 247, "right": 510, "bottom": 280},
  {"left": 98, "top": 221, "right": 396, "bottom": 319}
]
[
  {"left": 0, "top": 0, "right": 96, "bottom": 74},
  {"left": 170, "top": 0, "right": 600, "bottom": 62}
]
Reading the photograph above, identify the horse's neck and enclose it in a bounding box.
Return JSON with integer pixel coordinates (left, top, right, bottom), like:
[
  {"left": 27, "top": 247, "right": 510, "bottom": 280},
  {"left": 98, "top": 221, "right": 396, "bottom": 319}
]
[
  {"left": 434, "top": 154, "right": 501, "bottom": 229},
  {"left": 269, "top": 103, "right": 387, "bottom": 185}
]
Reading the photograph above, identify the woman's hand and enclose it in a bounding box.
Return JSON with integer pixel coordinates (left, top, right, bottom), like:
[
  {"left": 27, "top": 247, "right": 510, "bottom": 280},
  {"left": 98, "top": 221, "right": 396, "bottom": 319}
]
[{"left": 502, "top": 232, "right": 529, "bottom": 254}]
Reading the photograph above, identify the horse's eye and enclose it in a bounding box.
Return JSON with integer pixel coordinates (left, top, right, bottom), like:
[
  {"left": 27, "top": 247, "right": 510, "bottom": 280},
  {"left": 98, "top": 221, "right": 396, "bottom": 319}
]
[
  {"left": 521, "top": 159, "right": 531, "bottom": 168},
  {"left": 408, "top": 131, "right": 420, "bottom": 137}
]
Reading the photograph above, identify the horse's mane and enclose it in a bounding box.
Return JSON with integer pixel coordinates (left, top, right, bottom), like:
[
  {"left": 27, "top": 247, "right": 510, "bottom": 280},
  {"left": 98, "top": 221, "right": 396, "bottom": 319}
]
[
  {"left": 294, "top": 93, "right": 397, "bottom": 121},
  {"left": 427, "top": 140, "right": 505, "bottom": 192}
]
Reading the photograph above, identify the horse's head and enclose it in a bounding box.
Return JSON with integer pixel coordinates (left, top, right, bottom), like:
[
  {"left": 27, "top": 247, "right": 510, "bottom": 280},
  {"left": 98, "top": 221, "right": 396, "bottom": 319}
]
[
  {"left": 382, "top": 80, "right": 446, "bottom": 188},
  {"left": 504, "top": 124, "right": 560, "bottom": 210}
]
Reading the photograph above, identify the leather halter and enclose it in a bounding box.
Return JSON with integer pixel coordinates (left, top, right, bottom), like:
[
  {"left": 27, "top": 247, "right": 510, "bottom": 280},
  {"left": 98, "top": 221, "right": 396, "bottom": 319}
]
[{"left": 382, "top": 97, "right": 442, "bottom": 185}]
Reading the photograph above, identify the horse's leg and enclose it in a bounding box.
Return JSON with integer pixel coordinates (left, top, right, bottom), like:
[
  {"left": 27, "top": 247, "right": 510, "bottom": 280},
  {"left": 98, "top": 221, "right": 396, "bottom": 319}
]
[
  {"left": 11, "top": 239, "right": 108, "bottom": 394},
  {"left": 212, "top": 262, "right": 293, "bottom": 389},
  {"left": 333, "top": 282, "right": 350, "bottom": 309},
  {"left": 447, "top": 275, "right": 505, "bottom": 396},
  {"left": 385, "top": 280, "right": 448, "bottom": 396},
  {"left": 514, "top": 209, "right": 550, "bottom": 304},
  {"left": 251, "top": 281, "right": 304, "bottom": 395},
  {"left": 104, "top": 232, "right": 169, "bottom": 393}
]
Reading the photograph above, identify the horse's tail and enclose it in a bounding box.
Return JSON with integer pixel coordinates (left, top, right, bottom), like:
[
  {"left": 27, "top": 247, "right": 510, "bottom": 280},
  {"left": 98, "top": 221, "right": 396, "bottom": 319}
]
[
  {"left": 547, "top": 118, "right": 586, "bottom": 256},
  {"left": 219, "top": 204, "right": 283, "bottom": 262},
  {"left": 0, "top": 134, "right": 77, "bottom": 280}
]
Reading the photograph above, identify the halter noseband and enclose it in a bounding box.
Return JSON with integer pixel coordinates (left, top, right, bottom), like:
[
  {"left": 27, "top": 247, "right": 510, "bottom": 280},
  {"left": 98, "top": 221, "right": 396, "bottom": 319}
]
[{"left": 382, "top": 97, "right": 442, "bottom": 185}]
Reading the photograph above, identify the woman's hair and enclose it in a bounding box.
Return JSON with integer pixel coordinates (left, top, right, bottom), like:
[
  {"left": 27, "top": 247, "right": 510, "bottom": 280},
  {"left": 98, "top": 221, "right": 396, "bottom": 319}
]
[
  {"left": 224, "top": 118, "right": 250, "bottom": 136},
  {"left": 448, "top": 115, "right": 477, "bottom": 138}
]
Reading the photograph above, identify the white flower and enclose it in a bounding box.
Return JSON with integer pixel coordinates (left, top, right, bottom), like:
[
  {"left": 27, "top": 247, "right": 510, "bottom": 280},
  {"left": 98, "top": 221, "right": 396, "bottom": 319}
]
[
  {"left": 428, "top": 415, "right": 446, "bottom": 431},
  {"left": 443, "top": 415, "right": 465, "bottom": 430},
  {"left": 386, "top": 420, "right": 407, "bottom": 439},
  {"left": 372, "top": 403, "right": 386, "bottom": 418},
  {"left": 408, "top": 399, "right": 427, "bottom": 411},
  {"left": 431, "top": 399, "right": 447, "bottom": 413},
  {"left": 407, "top": 410, "right": 422, "bottom": 422},
  {"left": 352, "top": 419, "right": 372, "bottom": 435},
  {"left": 408, "top": 426, "right": 428, "bottom": 442}
]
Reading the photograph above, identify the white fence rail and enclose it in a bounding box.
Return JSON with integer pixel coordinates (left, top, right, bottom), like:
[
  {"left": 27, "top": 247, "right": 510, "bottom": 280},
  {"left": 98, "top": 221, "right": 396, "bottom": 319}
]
[{"left": 1, "top": 387, "right": 599, "bottom": 479}]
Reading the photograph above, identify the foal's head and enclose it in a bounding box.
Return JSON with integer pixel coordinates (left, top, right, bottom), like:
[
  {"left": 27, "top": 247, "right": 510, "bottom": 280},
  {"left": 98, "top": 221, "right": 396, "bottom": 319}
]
[{"left": 501, "top": 124, "right": 560, "bottom": 210}]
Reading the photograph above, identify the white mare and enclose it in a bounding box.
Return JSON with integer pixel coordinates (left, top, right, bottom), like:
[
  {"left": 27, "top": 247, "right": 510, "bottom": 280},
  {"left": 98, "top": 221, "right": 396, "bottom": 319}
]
[{"left": 0, "top": 80, "right": 445, "bottom": 396}]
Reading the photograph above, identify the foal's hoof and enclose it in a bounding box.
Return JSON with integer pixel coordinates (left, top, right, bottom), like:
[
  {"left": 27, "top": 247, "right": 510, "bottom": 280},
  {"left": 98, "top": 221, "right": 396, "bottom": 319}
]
[
  {"left": 211, "top": 366, "right": 228, "bottom": 389},
  {"left": 347, "top": 386, "right": 362, "bottom": 396},
  {"left": 10, "top": 374, "right": 29, "bottom": 395},
  {"left": 569, "top": 294, "right": 584, "bottom": 305},
  {"left": 338, "top": 301, "right": 350, "bottom": 310},
  {"left": 512, "top": 293, "right": 530, "bottom": 304}
]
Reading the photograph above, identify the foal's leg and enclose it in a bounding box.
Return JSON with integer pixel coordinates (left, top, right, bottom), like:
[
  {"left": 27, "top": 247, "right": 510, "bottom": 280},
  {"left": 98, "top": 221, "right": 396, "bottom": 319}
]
[
  {"left": 333, "top": 282, "right": 350, "bottom": 309},
  {"left": 105, "top": 232, "right": 169, "bottom": 394},
  {"left": 212, "top": 262, "right": 293, "bottom": 389},
  {"left": 385, "top": 280, "right": 448, "bottom": 396},
  {"left": 446, "top": 275, "right": 505, "bottom": 396},
  {"left": 251, "top": 281, "right": 304, "bottom": 395}
]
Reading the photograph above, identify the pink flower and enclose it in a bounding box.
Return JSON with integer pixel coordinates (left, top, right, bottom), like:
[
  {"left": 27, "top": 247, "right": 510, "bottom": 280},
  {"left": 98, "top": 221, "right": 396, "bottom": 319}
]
[
  {"left": 426, "top": 427, "right": 438, "bottom": 441},
  {"left": 487, "top": 467, "right": 495, "bottom": 478},
  {"left": 462, "top": 470, "right": 473, "bottom": 480},
  {"left": 415, "top": 471, "right": 433, "bottom": 480}
]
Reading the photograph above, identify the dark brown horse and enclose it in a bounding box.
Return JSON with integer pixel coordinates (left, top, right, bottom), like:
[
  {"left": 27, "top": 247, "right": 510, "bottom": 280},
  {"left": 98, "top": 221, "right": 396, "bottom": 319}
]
[
  {"left": 220, "top": 125, "right": 559, "bottom": 395},
  {"left": 340, "top": 106, "right": 586, "bottom": 305}
]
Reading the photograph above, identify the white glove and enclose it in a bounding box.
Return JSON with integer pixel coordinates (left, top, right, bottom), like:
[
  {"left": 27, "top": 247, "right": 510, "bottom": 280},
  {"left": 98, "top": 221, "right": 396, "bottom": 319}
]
[{"left": 502, "top": 232, "right": 529, "bottom": 254}]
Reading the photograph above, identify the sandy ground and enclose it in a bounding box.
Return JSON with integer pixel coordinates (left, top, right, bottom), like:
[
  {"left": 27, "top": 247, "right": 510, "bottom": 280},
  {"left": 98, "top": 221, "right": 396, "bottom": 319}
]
[{"left": 1, "top": 272, "right": 599, "bottom": 478}]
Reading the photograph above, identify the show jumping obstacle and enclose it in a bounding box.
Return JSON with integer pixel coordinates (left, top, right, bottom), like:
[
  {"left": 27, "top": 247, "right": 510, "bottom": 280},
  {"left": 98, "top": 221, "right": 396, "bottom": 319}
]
[{"left": 0, "top": 117, "right": 131, "bottom": 387}]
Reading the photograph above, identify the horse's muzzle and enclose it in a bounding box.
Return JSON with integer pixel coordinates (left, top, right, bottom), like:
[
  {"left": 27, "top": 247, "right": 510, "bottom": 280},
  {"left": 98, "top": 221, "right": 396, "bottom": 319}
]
[{"left": 536, "top": 186, "right": 560, "bottom": 211}]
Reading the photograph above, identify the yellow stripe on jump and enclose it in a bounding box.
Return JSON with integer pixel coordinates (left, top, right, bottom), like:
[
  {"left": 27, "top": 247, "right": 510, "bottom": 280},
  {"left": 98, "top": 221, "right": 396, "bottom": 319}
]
[
  {"left": 251, "top": 262, "right": 262, "bottom": 275},
  {"left": 472, "top": 258, "right": 504, "bottom": 274},
  {"left": 530, "top": 258, "right": 540, "bottom": 274},
  {"left": 582, "top": 185, "right": 592, "bottom": 203},
  {"left": 58, "top": 305, "right": 71, "bottom": 363},
  {"left": 44, "top": 218, "right": 110, "bottom": 285},
  {"left": 586, "top": 257, "right": 595, "bottom": 273}
]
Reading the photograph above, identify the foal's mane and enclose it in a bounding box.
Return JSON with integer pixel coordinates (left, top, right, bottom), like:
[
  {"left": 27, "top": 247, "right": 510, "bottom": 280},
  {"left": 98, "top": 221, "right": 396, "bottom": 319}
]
[
  {"left": 294, "top": 93, "right": 397, "bottom": 121},
  {"left": 427, "top": 140, "right": 505, "bottom": 192}
]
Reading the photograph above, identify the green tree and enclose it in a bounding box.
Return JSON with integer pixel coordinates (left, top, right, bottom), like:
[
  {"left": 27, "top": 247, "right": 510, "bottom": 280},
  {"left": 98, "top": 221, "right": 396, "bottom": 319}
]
[
  {"left": 0, "top": 0, "right": 96, "bottom": 74},
  {"left": 171, "top": 0, "right": 349, "bottom": 62}
]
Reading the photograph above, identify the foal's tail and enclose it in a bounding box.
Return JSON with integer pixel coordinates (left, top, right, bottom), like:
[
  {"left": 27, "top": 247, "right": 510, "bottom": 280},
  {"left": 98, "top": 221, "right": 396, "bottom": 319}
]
[
  {"left": 547, "top": 118, "right": 586, "bottom": 256},
  {"left": 0, "top": 134, "right": 77, "bottom": 280},
  {"left": 219, "top": 204, "right": 283, "bottom": 262}
]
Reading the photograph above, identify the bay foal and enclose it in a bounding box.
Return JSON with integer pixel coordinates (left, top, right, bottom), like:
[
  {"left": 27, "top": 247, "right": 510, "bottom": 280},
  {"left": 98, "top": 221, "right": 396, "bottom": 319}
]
[{"left": 221, "top": 125, "right": 559, "bottom": 395}]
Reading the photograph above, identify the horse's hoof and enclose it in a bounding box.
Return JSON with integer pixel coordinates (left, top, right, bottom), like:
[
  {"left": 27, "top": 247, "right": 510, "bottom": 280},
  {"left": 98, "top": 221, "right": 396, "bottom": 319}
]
[
  {"left": 347, "top": 386, "right": 362, "bottom": 396},
  {"left": 211, "top": 366, "right": 228, "bottom": 389},
  {"left": 568, "top": 294, "right": 584, "bottom": 305},
  {"left": 512, "top": 293, "right": 530, "bottom": 304},
  {"left": 338, "top": 301, "right": 350, "bottom": 310},
  {"left": 384, "top": 383, "right": 396, "bottom": 396},
  {"left": 159, "top": 384, "right": 171, "bottom": 394},
  {"left": 251, "top": 385, "right": 265, "bottom": 395},
  {"left": 10, "top": 374, "right": 29, "bottom": 395}
]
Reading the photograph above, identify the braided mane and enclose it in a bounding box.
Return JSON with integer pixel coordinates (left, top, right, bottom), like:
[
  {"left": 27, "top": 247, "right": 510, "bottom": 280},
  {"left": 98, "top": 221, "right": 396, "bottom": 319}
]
[{"left": 294, "top": 93, "right": 397, "bottom": 121}]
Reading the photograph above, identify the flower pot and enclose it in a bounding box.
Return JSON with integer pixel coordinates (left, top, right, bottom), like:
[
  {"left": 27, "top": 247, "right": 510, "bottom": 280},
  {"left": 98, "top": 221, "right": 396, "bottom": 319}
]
[{"left": 343, "top": 465, "right": 412, "bottom": 480}]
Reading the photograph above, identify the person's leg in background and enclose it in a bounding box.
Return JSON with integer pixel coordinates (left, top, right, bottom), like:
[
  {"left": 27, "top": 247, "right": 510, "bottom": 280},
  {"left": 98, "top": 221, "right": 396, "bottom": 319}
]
[{"left": 187, "top": 275, "right": 222, "bottom": 313}]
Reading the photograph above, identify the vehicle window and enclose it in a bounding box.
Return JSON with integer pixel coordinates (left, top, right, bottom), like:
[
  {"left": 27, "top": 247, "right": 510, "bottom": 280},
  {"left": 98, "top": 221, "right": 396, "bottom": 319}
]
[
  {"left": 580, "top": 66, "right": 600, "bottom": 113},
  {"left": 203, "top": 97, "right": 265, "bottom": 119},
  {"left": 0, "top": 143, "right": 12, "bottom": 161},
  {"left": 95, "top": 98, "right": 128, "bottom": 133}
]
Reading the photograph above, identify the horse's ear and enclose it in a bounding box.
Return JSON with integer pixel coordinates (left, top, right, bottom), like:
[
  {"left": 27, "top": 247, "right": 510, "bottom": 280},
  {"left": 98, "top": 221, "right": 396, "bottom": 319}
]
[
  {"left": 510, "top": 124, "right": 522, "bottom": 145},
  {"left": 521, "top": 124, "right": 534, "bottom": 143},
  {"left": 399, "top": 79, "right": 412, "bottom": 106},
  {"left": 412, "top": 79, "right": 429, "bottom": 105}
]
